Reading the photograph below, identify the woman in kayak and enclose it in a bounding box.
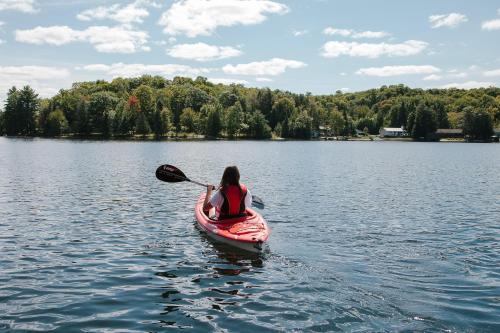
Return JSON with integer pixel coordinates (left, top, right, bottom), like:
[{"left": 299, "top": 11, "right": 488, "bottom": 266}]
[{"left": 203, "top": 166, "right": 253, "bottom": 219}]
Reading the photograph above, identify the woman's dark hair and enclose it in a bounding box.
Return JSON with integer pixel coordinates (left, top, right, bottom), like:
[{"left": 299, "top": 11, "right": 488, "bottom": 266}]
[{"left": 221, "top": 166, "right": 240, "bottom": 189}]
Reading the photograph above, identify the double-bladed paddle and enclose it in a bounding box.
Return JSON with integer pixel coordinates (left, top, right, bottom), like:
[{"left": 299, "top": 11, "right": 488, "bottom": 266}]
[{"left": 155, "top": 164, "right": 265, "bottom": 209}]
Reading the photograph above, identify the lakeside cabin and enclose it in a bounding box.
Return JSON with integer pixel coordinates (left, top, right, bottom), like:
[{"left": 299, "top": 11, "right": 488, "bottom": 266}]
[
  {"left": 379, "top": 127, "right": 408, "bottom": 138},
  {"left": 493, "top": 128, "right": 500, "bottom": 142},
  {"left": 436, "top": 129, "right": 464, "bottom": 139}
]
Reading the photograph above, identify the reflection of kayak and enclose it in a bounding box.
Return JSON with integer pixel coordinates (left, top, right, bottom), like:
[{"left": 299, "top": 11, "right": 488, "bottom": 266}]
[{"left": 195, "top": 193, "right": 270, "bottom": 253}]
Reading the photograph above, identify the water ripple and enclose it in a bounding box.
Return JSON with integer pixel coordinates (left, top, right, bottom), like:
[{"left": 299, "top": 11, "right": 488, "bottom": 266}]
[{"left": 0, "top": 138, "right": 499, "bottom": 332}]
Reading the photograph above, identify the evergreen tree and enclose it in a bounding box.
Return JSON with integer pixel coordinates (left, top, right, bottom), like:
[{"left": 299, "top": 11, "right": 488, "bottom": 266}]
[
  {"left": 0, "top": 111, "right": 4, "bottom": 135},
  {"left": 256, "top": 88, "right": 273, "bottom": 119},
  {"left": 135, "top": 111, "right": 151, "bottom": 135},
  {"left": 151, "top": 100, "right": 171, "bottom": 137},
  {"left": 4, "top": 86, "right": 39, "bottom": 135},
  {"left": 205, "top": 104, "right": 222, "bottom": 138},
  {"left": 463, "top": 107, "right": 493, "bottom": 140},
  {"left": 409, "top": 102, "right": 437, "bottom": 140}
]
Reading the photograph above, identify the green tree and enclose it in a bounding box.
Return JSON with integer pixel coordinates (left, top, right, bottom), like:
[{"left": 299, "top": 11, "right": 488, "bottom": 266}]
[
  {"left": 328, "top": 109, "right": 345, "bottom": 136},
  {"left": 0, "top": 111, "right": 5, "bottom": 135},
  {"left": 409, "top": 102, "right": 437, "bottom": 140},
  {"left": 447, "top": 112, "right": 462, "bottom": 129},
  {"left": 88, "top": 91, "right": 118, "bottom": 135},
  {"left": 463, "top": 107, "right": 493, "bottom": 140},
  {"left": 356, "top": 117, "right": 377, "bottom": 134},
  {"left": 133, "top": 85, "right": 155, "bottom": 124},
  {"left": 205, "top": 104, "right": 222, "bottom": 138},
  {"left": 256, "top": 88, "right": 273, "bottom": 119},
  {"left": 180, "top": 107, "right": 198, "bottom": 133},
  {"left": 247, "top": 110, "right": 272, "bottom": 139},
  {"left": 185, "top": 86, "right": 210, "bottom": 112},
  {"left": 4, "top": 86, "right": 39, "bottom": 136},
  {"left": 151, "top": 100, "right": 171, "bottom": 137},
  {"left": 73, "top": 99, "right": 91, "bottom": 135},
  {"left": 225, "top": 102, "right": 243, "bottom": 138},
  {"left": 270, "top": 97, "right": 295, "bottom": 130},
  {"left": 219, "top": 91, "right": 239, "bottom": 108},
  {"left": 288, "top": 110, "right": 313, "bottom": 139},
  {"left": 430, "top": 99, "right": 449, "bottom": 128},
  {"left": 388, "top": 100, "right": 410, "bottom": 128},
  {"left": 46, "top": 109, "right": 69, "bottom": 136},
  {"left": 165, "top": 84, "right": 188, "bottom": 133},
  {"left": 135, "top": 111, "right": 151, "bottom": 135}
]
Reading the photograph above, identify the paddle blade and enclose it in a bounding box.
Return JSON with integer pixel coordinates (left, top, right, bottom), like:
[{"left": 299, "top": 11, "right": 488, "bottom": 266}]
[
  {"left": 252, "top": 195, "right": 265, "bottom": 209},
  {"left": 156, "top": 164, "right": 188, "bottom": 183}
]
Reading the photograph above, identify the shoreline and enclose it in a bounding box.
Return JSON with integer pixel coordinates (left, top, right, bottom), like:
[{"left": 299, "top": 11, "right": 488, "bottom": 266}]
[{"left": 0, "top": 135, "right": 483, "bottom": 143}]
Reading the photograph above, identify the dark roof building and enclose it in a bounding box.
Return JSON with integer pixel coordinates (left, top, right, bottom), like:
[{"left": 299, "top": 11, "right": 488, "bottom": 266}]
[{"left": 436, "top": 129, "right": 463, "bottom": 138}]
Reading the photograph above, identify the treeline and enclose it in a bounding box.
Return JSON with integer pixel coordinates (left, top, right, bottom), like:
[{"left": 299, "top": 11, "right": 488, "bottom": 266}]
[{"left": 0, "top": 76, "right": 499, "bottom": 140}]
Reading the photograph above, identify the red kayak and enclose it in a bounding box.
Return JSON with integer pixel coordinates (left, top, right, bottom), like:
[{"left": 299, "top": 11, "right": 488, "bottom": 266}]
[{"left": 195, "top": 193, "right": 270, "bottom": 253}]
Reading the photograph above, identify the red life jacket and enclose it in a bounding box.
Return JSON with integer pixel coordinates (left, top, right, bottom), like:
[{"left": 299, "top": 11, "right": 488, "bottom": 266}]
[{"left": 218, "top": 184, "right": 247, "bottom": 219}]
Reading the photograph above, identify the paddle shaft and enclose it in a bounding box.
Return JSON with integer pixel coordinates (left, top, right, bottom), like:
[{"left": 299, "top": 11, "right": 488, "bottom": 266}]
[{"left": 162, "top": 170, "right": 215, "bottom": 189}]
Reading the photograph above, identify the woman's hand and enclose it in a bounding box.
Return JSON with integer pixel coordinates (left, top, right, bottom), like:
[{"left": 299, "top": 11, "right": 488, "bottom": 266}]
[
  {"left": 204, "top": 184, "right": 214, "bottom": 211},
  {"left": 207, "top": 184, "right": 214, "bottom": 194}
]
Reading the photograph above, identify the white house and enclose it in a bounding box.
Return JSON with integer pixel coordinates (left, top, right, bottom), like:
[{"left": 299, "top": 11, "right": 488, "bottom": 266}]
[{"left": 379, "top": 127, "right": 408, "bottom": 138}]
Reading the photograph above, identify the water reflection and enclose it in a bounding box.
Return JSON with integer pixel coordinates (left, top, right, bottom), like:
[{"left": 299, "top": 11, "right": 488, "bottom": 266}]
[{"left": 154, "top": 227, "right": 268, "bottom": 330}]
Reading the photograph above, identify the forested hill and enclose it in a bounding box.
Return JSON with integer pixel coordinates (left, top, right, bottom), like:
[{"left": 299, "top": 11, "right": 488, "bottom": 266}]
[{"left": 1, "top": 76, "right": 499, "bottom": 140}]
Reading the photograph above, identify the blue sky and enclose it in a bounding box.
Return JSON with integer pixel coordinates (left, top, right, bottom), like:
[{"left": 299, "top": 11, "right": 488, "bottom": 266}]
[{"left": 0, "top": 0, "right": 499, "bottom": 103}]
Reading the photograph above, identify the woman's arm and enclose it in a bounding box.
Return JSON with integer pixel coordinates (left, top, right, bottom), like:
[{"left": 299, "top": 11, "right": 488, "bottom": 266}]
[{"left": 203, "top": 185, "right": 213, "bottom": 211}]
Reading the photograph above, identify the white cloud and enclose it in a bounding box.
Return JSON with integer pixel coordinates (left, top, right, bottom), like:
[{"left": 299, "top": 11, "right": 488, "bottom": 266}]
[
  {"left": 429, "top": 13, "right": 468, "bottom": 28},
  {"left": 77, "top": 0, "right": 160, "bottom": 25},
  {"left": 483, "top": 68, "right": 500, "bottom": 77},
  {"left": 208, "top": 78, "right": 248, "bottom": 85},
  {"left": 159, "top": 0, "right": 289, "bottom": 37},
  {"left": 450, "top": 72, "right": 467, "bottom": 78},
  {"left": 79, "top": 62, "right": 211, "bottom": 78},
  {"left": 321, "top": 40, "right": 428, "bottom": 58},
  {"left": 0, "top": 65, "right": 69, "bottom": 80},
  {"left": 167, "top": 42, "right": 242, "bottom": 61},
  {"left": 353, "top": 30, "right": 389, "bottom": 38},
  {"left": 423, "top": 70, "right": 468, "bottom": 81},
  {"left": 481, "top": 19, "right": 500, "bottom": 31},
  {"left": 323, "top": 27, "right": 352, "bottom": 37},
  {"left": 0, "top": 65, "right": 71, "bottom": 103},
  {"left": 222, "top": 58, "right": 306, "bottom": 76},
  {"left": 15, "top": 26, "right": 80, "bottom": 45},
  {"left": 356, "top": 65, "right": 441, "bottom": 77},
  {"left": 423, "top": 74, "right": 443, "bottom": 81},
  {"left": 440, "top": 81, "right": 495, "bottom": 89},
  {"left": 292, "top": 30, "right": 308, "bottom": 37},
  {"left": 323, "top": 27, "right": 389, "bottom": 38},
  {"left": 256, "top": 77, "right": 273, "bottom": 82},
  {"left": 0, "top": 0, "right": 37, "bottom": 13},
  {"left": 15, "top": 25, "right": 149, "bottom": 53}
]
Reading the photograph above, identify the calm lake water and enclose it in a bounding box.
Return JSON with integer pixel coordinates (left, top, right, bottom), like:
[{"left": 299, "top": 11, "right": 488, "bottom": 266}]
[{"left": 0, "top": 138, "right": 499, "bottom": 332}]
